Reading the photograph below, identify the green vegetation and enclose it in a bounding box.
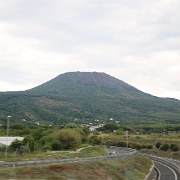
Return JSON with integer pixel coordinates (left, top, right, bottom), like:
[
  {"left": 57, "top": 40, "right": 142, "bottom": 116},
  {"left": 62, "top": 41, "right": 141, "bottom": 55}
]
[
  {"left": 0, "top": 72, "right": 179, "bottom": 126},
  {"left": 0, "top": 121, "right": 180, "bottom": 161},
  {"left": 0, "top": 123, "right": 90, "bottom": 161},
  {"left": 170, "top": 144, "right": 180, "bottom": 151},
  {"left": 0, "top": 120, "right": 179, "bottom": 179},
  {"left": 0, "top": 72, "right": 179, "bottom": 179},
  {"left": 53, "top": 129, "right": 81, "bottom": 150},
  {"left": 0, "top": 151, "right": 152, "bottom": 180},
  {"left": 0, "top": 93, "right": 179, "bottom": 126}
]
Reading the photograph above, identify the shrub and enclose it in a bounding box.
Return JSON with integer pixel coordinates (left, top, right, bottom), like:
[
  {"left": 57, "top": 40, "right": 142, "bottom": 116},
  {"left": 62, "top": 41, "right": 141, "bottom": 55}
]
[
  {"left": 113, "top": 129, "right": 124, "bottom": 135},
  {"left": 156, "top": 142, "right": 162, "bottom": 149},
  {"left": 146, "top": 144, "right": 153, "bottom": 149},
  {"left": 9, "top": 139, "right": 22, "bottom": 151},
  {"left": 170, "top": 144, "right": 179, "bottom": 151},
  {"left": 54, "top": 129, "right": 81, "bottom": 150},
  {"left": 89, "top": 135, "right": 102, "bottom": 145},
  {"left": 42, "top": 145, "right": 52, "bottom": 151},
  {"left": 116, "top": 141, "right": 126, "bottom": 147},
  {"left": 128, "top": 142, "right": 141, "bottom": 149},
  {"left": 141, "top": 144, "right": 147, "bottom": 149},
  {"left": 22, "top": 136, "right": 35, "bottom": 152},
  {"left": 51, "top": 140, "right": 63, "bottom": 150},
  {"left": 160, "top": 144, "right": 169, "bottom": 151}
]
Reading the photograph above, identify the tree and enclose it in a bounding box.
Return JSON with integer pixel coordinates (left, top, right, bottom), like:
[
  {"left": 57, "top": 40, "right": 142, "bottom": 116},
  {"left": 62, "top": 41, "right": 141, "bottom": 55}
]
[
  {"left": 54, "top": 129, "right": 81, "bottom": 150},
  {"left": 9, "top": 139, "right": 22, "bottom": 151},
  {"left": 33, "top": 128, "right": 44, "bottom": 141},
  {"left": 39, "top": 136, "right": 53, "bottom": 147},
  {"left": 51, "top": 140, "right": 63, "bottom": 150},
  {"left": 64, "top": 123, "right": 78, "bottom": 129},
  {"left": 75, "top": 128, "right": 88, "bottom": 143},
  {"left": 156, "top": 142, "right": 162, "bottom": 149},
  {"left": 22, "top": 136, "right": 35, "bottom": 152},
  {"left": 113, "top": 128, "right": 124, "bottom": 135},
  {"left": 10, "top": 124, "right": 25, "bottom": 130},
  {"left": 170, "top": 144, "right": 179, "bottom": 151},
  {"left": 89, "top": 135, "right": 102, "bottom": 145},
  {"left": 160, "top": 144, "right": 169, "bottom": 151},
  {"left": 103, "top": 123, "right": 119, "bottom": 133}
]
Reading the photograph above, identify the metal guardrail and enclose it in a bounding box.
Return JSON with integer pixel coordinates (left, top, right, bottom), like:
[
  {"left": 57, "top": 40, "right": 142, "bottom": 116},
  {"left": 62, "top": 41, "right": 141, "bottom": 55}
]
[
  {"left": 0, "top": 147, "right": 137, "bottom": 168},
  {"left": 145, "top": 155, "right": 180, "bottom": 170},
  {"left": 145, "top": 154, "right": 180, "bottom": 175}
]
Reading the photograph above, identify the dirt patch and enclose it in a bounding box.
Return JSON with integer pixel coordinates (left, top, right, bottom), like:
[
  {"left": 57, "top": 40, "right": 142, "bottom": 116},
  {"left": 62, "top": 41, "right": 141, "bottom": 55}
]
[{"left": 49, "top": 164, "right": 74, "bottom": 172}]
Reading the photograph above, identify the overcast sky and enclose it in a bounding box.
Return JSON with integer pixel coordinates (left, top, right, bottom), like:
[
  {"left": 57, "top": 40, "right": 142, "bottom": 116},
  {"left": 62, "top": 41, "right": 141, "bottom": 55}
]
[{"left": 1, "top": 0, "right": 180, "bottom": 100}]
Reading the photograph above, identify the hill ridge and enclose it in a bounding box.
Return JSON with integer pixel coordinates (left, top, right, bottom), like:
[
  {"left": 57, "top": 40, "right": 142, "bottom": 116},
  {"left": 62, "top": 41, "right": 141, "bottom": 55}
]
[
  {"left": 0, "top": 71, "right": 179, "bottom": 125},
  {"left": 25, "top": 71, "right": 144, "bottom": 98}
]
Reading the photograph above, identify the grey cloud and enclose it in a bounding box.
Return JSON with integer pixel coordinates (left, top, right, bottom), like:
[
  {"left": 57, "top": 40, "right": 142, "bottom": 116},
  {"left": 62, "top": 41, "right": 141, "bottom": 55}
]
[{"left": 0, "top": 0, "right": 180, "bottom": 99}]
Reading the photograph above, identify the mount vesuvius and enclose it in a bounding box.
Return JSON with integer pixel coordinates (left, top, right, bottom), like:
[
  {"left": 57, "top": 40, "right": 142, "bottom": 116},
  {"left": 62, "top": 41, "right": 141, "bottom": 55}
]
[{"left": 0, "top": 72, "right": 179, "bottom": 125}]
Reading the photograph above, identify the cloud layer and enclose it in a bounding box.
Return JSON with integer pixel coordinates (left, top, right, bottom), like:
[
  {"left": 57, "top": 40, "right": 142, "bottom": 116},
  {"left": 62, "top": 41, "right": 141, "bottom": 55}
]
[{"left": 0, "top": 0, "right": 180, "bottom": 99}]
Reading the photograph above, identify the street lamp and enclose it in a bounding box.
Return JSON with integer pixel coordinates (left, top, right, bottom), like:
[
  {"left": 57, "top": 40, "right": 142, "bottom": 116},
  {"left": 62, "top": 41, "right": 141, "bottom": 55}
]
[
  {"left": 5, "top": 115, "right": 11, "bottom": 162},
  {"left": 125, "top": 131, "right": 129, "bottom": 148},
  {"left": 163, "top": 132, "right": 165, "bottom": 144}
]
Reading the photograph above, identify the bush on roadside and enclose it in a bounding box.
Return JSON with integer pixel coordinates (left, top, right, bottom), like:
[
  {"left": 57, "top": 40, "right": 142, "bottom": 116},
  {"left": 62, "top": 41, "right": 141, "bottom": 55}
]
[
  {"left": 54, "top": 129, "right": 81, "bottom": 150},
  {"left": 170, "top": 144, "right": 179, "bottom": 151},
  {"left": 89, "top": 135, "right": 102, "bottom": 145},
  {"left": 116, "top": 141, "right": 126, "bottom": 147},
  {"left": 156, "top": 142, "right": 162, "bottom": 149},
  {"left": 42, "top": 145, "right": 52, "bottom": 151},
  {"left": 128, "top": 142, "right": 141, "bottom": 150},
  {"left": 146, "top": 144, "right": 153, "bottom": 149},
  {"left": 51, "top": 140, "right": 63, "bottom": 150},
  {"left": 160, "top": 144, "right": 169, "bottom": 151},
  {"left": 9, "top": 139, "right": 22, "bottom": 151}
]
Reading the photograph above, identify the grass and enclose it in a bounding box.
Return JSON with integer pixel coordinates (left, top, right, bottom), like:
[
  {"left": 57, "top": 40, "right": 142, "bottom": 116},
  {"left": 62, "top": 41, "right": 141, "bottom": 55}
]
[
  {"left": 107, "top": 133, "right": 180, "bottom": 143},
  {"left": 0, "top": 153, "right": 152, "bottom": 180},
  {"left": 2, "top": 132, "right": 177, "bottom": 179},
  {"left": 105, "top": 134, "right": 180, "bottom": 160},
  {"left": 139, "top": 148, "right": 180, "bottom": 160},
  {"left": 0, "top": 145, "right": 108, "bottom": 162}
]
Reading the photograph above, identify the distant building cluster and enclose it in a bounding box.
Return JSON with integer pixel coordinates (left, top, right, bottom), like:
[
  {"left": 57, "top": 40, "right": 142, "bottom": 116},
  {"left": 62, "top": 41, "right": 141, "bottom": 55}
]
[{"left": 89, "top": 124, "right": 105, "bottom": 131}]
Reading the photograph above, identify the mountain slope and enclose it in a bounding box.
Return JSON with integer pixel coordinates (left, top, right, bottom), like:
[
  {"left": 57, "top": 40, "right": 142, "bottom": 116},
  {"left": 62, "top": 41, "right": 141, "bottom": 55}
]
[
  {"left": 0, "top": 72, "right": 180, "bottom": 125},
  {"left": 25, "top": 72, "right": 151, "bottom": 99}
]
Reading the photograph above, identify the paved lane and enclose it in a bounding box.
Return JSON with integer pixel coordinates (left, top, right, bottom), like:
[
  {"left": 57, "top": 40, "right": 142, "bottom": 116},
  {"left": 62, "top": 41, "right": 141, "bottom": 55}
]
[{"left": 154, "top": 161, "right": 177, "bottom": 180}]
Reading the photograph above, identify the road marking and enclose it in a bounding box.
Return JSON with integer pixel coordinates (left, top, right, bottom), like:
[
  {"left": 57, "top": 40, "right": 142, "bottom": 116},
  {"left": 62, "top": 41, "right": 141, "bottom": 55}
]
[
  {"left": 154, "top": 160, "right": 177, "bottom": 180},
  {"left": 154, "top": 165, "right": 161, "bottom": 180}
]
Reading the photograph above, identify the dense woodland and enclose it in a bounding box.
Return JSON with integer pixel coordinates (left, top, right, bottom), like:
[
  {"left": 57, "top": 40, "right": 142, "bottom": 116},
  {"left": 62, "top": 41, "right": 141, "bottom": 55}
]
[
  {"left": 0, "top": 72, "right": 180, "bottom": 129},
  {"left": 0, "top": 93, "right": 179, "bottom": 126}
]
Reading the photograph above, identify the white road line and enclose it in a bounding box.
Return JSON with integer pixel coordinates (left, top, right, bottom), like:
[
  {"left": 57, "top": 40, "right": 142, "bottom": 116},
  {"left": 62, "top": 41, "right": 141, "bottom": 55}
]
[
  {"left": 154, "top": 166, "right": 161, "bottom": 180},
  {"left": 154, "top": 160, "right": 177, "bottom": 180}
]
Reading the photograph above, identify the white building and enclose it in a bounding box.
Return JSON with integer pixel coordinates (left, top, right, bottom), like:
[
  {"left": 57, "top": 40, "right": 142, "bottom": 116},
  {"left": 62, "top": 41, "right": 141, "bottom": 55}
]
[{"left": 0, "top": 137, "right": 24, "bottom": 146}]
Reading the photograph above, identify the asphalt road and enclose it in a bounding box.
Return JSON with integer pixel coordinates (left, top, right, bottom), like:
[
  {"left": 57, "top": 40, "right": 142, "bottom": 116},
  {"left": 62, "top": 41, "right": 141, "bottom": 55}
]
[
  {"left": 0, "top": 147, "right": 137, "bottom": 168},
  {"left": 154, "top": 161, "right": 177, "bottom": 180},
  {"left": 146, "top": 155, "right": 180, "bottom": 180}
]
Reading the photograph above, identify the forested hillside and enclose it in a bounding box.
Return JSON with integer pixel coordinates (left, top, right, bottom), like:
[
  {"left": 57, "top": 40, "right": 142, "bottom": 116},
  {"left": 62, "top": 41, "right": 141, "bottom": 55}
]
[{"left": 0, "top": 72, "right": 180, "bottom": 125}]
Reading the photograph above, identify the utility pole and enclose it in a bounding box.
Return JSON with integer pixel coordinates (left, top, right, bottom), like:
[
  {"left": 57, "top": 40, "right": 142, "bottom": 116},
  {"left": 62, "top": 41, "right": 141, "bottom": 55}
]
[
  {"left": 5, "top": 115, "right": 11, "bottom": 162},
  {"left": 163, "top": 132, "right": 165, "bottom": 144},
  {"left": 125, "top": 131, "right": 129, "bottom": 148}
]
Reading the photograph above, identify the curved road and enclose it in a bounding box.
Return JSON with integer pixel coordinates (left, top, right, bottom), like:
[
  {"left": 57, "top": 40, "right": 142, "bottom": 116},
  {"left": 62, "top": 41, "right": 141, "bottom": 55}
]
[
  {"left": 146, "top": 155, "right": 180, "bottom": 180},
  {"left": 154, "top": 161, "right": 177, "bottom": 180},
  {"left": 0, "top": 147, "right": 137, "bottom": 168}
]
